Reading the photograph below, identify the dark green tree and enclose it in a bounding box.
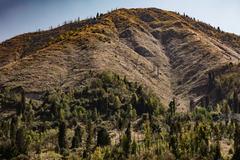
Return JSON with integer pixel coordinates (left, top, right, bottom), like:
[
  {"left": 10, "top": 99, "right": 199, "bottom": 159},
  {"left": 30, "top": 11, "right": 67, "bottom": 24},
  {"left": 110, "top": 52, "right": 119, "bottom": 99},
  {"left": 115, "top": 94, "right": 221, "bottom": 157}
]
[
  {"left": 232, "top": 123, "right": 240, "bottom": 160},
  {"left": 144, "top": 117, "right": 151, "bottom": 149},
  {"left": 10, "top": 116, "right": 18, "bottom": 145},
  {"left": 84, "top": 120, "right": 94, "bottom": 158},
  {"left": 71, "top": 125, "right": 83, "bottom": 149},
  {"left": 58, "top": 121, "right": 67, "bottom": 152},
  {"left": 189, "top": 98, "right": 195, "bottom": 112},
  {"left": 97, "top": 127, "right": 111, "bottom": 147},
  {"left": 92, "top": 108, "right": 99, "bottom": 122},
  {"left": 15, "top": 127, "right": 30, "bottom": 155},
  {"left": 213, "top": 140, "right": 223, "bottom": 160},
  {"left": 168, "top": 99, "right": 176, "bottom": 116},
  {"left": 233, "top": 91, "right": 239, "bottom": 113},
  {"left": 131, "top": 139, "right": 137, "bottom": 155},
  {"left": 96, "top": 12, "right": 100, "bottom": 18},
  {"left": 122, "top": 122, "right": 132, "bottom": 157},
  {"left": 208, "top": 71, "right": 215, "bottom": 92},
  {"left": 131, "top": 93, "right": 138, "bottom": 109},
  {"left": 23, "top": 104, "right": 34, "bottom": 125},
  {"left": 169, "top": 134, "right": 179, "bottom": 158}
]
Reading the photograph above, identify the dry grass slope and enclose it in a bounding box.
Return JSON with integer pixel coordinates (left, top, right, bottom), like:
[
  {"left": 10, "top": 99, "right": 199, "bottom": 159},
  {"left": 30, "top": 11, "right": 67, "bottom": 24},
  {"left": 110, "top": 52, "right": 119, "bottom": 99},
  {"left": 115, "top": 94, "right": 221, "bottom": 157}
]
[{"left": 1, "top": 8, "right": 240, "bottom": 110}]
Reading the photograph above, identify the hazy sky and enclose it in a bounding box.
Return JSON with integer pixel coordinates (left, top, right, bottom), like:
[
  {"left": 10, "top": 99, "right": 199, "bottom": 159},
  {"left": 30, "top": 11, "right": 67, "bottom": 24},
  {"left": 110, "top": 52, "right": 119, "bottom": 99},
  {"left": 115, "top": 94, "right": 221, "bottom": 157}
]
[{"left": 0, "top": 0, "right": 240, "bottom": 42}]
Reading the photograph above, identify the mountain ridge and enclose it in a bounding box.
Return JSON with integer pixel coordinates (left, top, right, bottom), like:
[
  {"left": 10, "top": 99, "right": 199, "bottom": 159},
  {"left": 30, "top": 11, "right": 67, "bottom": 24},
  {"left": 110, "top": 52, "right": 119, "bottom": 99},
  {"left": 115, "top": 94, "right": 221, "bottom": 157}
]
[{"left": 1, "top": 8, "right": 240, "bottom": 111}]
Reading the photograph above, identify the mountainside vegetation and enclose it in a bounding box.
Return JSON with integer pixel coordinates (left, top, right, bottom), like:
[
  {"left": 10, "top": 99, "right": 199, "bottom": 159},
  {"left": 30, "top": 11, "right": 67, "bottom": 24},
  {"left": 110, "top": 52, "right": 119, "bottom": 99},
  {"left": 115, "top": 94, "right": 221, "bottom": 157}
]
[
  {"left": 1, "top": 8, "right": 240, "bottom": 160},
  {"left": 0, "top": 71, "right": 238, "bottom": 160},
  {"left": 0, "top": 70, "right": 240, "bottom": 159}
]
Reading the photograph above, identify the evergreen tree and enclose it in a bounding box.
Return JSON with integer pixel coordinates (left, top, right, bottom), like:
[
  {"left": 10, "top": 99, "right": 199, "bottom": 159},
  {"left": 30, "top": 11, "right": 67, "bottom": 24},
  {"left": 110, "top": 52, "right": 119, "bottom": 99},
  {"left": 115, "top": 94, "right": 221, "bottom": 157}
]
[
  {"left": 16, "top": 88, "right": 26, "bottom": 116},
  {"left": 122, "top": 122, "right": 132, "bottom": 157},
  {"left": 96, "top": 12, "right": 100, "bottom": 19},
  {"left": 71, "top": 125, "right": 82, "bottom": 149},
  {"left": 92, "top": 108, "right": 99, "bottom": 122},
  {"left": 208, "top": 71, "right": 215, "bottom": 92},
  {"left": 232, "top": 123, "right": 240, "bottom": 160},
  {"left": 131, "top": 93, "right": 138, "bottom": 109},
  {"left": 24, "top": 104, "right": 34, "bottom": 125},
  {"left": 10, "top": 116, "right": 18, "bottom": 145},
  {"left": 84, "top": 120, "right": 94, "bottom": 158},
  {"left": 58, "top": 121, "right": 67, "bottom": 152},
  {"left": 197, "top": 124, "right": 209, "bottom": 156},
  {"left": 15, "top": 127, "right": 30, "bottom": 155},
  {"left": 213, "top": 140, "right": 222, "bottom": 160},
  {"left": 144, "top": 117, "right": 152, "bottom": 149},
  {"left": 16, "top": 104, "right": 22, "bottom": 117},
  {"left": 129, "top": 105, "right": 137, "bottom": 120},
  {"left": 168, "top": 99, "right": 176, "bottom": 116},
  {"left": 20, "top": 89, "right": 26, "bottom": 115},
  {"left": 97, "top": 127, "right": 111, "bottom": 147},
  {"left": 233, "top": 91, "right": 239, "bottom": 113},
  {"left": 169, "top": 134, "right": 179, "bottom": 158},
  {"left": 114, "top": 96, "right": 121, "bottom": 110},
  {"left": 221, "top": 100, "right": 231, "bottom": 125},
  {"left": 189, "top": 98, "right": 195, "bottom": 112}
]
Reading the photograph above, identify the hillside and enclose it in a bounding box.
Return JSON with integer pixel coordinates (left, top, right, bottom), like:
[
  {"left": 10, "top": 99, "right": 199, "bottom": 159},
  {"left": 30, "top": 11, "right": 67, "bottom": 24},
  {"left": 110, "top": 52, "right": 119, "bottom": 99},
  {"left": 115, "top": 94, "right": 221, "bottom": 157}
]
[
  {"left": 1, "top": 8, "right": 240, "bottom": 111},
  {"left": 1, "top": 8, "right": 240, "bottom": 160}
]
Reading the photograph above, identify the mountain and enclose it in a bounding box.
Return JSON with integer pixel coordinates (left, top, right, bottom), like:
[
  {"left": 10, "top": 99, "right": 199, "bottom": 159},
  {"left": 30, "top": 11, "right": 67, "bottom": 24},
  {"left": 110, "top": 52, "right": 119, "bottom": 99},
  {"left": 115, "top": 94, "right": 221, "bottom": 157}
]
[
  {"left": 1, "top": 8, "right": 240, "bottom": 111},
  {"left": 2, "top": 8, "right": 240, "bottom": 160}
]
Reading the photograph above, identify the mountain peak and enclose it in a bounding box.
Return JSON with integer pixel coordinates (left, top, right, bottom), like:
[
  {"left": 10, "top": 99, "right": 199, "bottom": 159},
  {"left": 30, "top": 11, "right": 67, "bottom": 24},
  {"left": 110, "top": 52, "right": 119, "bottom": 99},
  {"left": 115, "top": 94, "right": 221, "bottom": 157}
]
[{"left": 0, "top": 8, "right": 240, "bottom": 111}]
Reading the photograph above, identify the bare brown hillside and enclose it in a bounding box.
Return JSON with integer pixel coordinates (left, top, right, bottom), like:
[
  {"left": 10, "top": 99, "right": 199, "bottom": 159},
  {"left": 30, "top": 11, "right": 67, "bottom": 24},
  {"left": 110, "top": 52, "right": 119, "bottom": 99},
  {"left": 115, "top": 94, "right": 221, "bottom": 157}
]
[{"left": 0, "top": 8, "right": 240, "bottom": 111}]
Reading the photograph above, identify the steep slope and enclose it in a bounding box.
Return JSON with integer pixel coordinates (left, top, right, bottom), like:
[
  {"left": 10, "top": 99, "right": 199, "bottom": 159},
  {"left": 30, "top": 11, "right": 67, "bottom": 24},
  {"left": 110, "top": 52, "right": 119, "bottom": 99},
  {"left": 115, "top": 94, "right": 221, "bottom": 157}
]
[{"left": 0, "top": 8, "right": 240, "bottom": 110}]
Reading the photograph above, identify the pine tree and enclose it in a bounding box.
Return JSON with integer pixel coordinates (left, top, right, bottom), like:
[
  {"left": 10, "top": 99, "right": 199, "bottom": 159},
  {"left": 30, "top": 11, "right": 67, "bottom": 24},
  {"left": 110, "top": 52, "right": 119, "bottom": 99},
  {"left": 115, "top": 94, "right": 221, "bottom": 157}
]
[
  {"left": 92, "top": 108, "right": 99, "bottom": 122},
  {"left": 197, "top": 124, "right": 209, "bottom": 156},
  {"left": 84, "top": 120, "right": 94, "bottom": 158},
  {"left": 213, "top": 140, "right": 222, "bottom": 160},
  {"left": 16, "top": 88, "right": 26, "bottom": 116},
  {"left": 24, "top": 104, "right": 34, "bottom": 125},
  {"left": 232, "top": 123, "right": 240, "bottom": 160},
  {"left": 131, "top": 93, "right": 138, "bottom": 108},
  {"left": 189, "top": 98, "right": 195, "bottom": 112},
  {"left": 168, "top": 99, "right": 176, "bottom": 116},
  {"left": 10, "top": 116, "right": 18, "bottom": 145},
  {"left": 169, "top": 134, "right": 179, "bottom": 158},
  {"left": 122, "top": 122, "right": 132, "bottom": 157},
  {"left": 221, "top": 100, "right": 231, "bottom": 125},
  {"left": 15, "top": 127, "right": 30, "bottom": 155},
  {"left": 233, "top": 91, "right": 239, "bottom": 113},
  {"left": 96, "top": 12, "right": 100, "bottom": 19},
  {"left": 97, "top": 127, "right": 111, "bottom": 147},
  {"left": 20, "top": 89, "right": 26, "bottom": 115},
  {"left": 114, "top": 96, "right": 121, "bottom": 110},
  {"left": 129, "top": 105, "right": 137, "bottom": 120},
  {"left": 58, "top": 121, "right": 67, "bottom": 152},
  {"left": 208, "top": 72, "right": 215, "bottom": 92},
  {"left": 144, "top": 118, "right": 151, "bottom": 149},
  {"left": 131, "top": 139, "right": 137, "bottom": 155},
  {"left": 71, "top": 125, "right": 82, "bottom": 149}
]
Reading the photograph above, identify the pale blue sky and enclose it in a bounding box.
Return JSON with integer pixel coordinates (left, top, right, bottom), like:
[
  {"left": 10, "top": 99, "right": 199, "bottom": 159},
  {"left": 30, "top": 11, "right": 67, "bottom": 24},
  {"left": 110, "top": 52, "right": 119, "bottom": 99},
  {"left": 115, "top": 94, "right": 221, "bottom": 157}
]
[{"left": 0, "top": 0, "right": 239, "bottom": 42}]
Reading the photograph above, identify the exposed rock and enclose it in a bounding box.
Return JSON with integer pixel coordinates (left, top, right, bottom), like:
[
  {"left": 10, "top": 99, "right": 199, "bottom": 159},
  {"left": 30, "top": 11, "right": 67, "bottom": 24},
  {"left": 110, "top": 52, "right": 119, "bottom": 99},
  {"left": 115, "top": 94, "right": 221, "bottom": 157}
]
[{"left": 134, "top": 46, "right": 154, "bottom": 57}]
